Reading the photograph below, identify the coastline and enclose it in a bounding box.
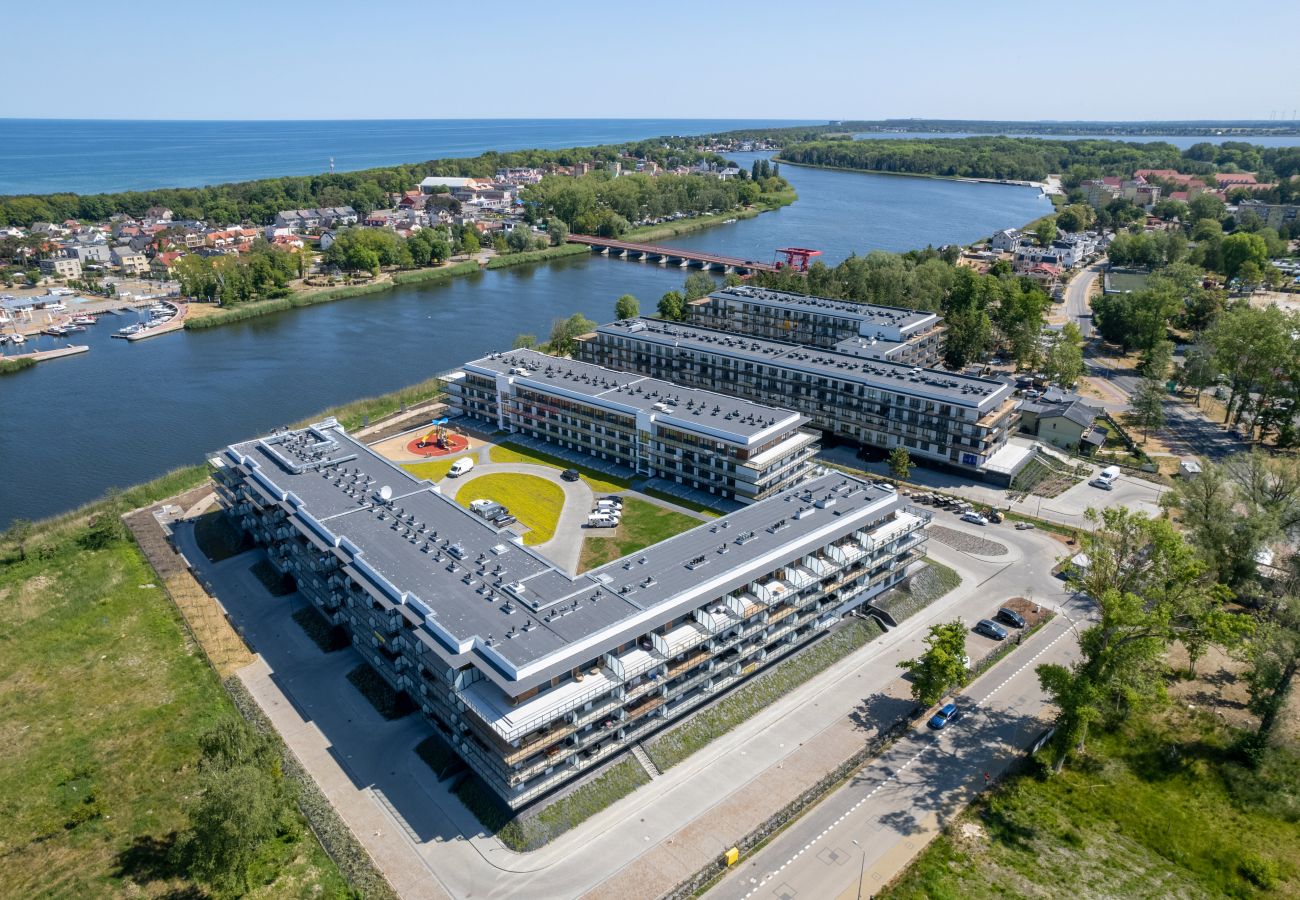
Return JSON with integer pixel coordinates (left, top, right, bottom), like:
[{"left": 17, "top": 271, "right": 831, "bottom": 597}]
[{"left": 181, "top": 192, "right": 795, "bottom": 332}]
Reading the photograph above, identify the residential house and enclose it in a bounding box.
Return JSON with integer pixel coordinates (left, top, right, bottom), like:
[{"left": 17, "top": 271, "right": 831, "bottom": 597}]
[
  {"left": 990, "top": 228, "right": 1022, "bottom": 252},
  {"left": 144, "top": 206, "right": 174, "bottom": 223},
  {"left": 39, "top": 256, "right": 82, "bottom": 279},
  {"left": 112, "top": 245, "right": 150, "bottom": 275},
  {"left": 1019, "top": 391, "right": 1105, "bottom": 454},
  {"left": 1236, "top": 199, "right": 1299, "bottom": 232}
]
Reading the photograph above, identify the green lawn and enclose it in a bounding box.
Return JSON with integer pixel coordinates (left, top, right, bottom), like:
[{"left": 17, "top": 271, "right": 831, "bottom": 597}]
[
  {"left": 403, "top": 453, "right": 473, "bottom": 483},
  {"left": 578, "top": 498, "right": 704, "bottom": 571},
  {"left": 881, "top": 712, "right": 1300, "bottom": 899},
  {"left": 488, "top": 442, "right": 629, "bottom": 493},
  {"left": 0, "top": 531, "right": 348, "bottom": 897},
  {"left": 453, "top": 472, "right": 565, "bottom": 545}
]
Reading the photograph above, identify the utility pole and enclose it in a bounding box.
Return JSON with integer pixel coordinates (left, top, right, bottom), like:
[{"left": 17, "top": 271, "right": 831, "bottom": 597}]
[{"left": 851, "top": 838, "right": 866, "bottom": 900}]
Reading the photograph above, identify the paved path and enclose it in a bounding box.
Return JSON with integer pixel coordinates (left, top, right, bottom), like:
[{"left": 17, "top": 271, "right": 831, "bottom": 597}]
[
  {"left": 709, "top": 594, "right": 1091, "bottom": 900},
  {"left": 1064, "top": 262, "right": 1102, "bottom": 339},
  {"left": 176, "top": 515, "right": 1075, "bottom": 900}
]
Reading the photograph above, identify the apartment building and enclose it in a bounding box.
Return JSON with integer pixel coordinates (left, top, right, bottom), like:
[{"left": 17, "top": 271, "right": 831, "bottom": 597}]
[
  {"left": 687, "top": 286, "right": 944, "bottom": 365},
  {"left": 575, "top": 318, "right": 1020, "bottom": 479},
  {"left": 212, "top": 421, "right": 929, "bottom": 809},
  {"left": 445, "top": 349, "right": 819, "bottom": 504}
]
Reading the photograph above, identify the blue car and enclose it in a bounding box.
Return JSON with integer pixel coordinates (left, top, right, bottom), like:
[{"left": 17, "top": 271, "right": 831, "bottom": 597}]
[{"left": 928, "top": 703, "right": 961, "bottom": 730}]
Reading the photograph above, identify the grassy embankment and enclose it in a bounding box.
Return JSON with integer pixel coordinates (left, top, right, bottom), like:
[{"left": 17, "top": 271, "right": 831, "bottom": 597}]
[
  {"left": 183, "top": 261, "right": 480, "bottom": 330},
  {"left": 578, "top": 497, "right": 704, "bottom": 571},
  {"left": 881, "top": 708, "right": 1300, "bottom": 899},
  {"left": 0, "top": 356, "right": 37, "bottom": 376},
  {"left": 0, "top": 375, "right": 449, "bottom": 897}
]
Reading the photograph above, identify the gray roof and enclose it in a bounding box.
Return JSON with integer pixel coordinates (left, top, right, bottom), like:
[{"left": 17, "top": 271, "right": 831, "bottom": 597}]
[
  {"left": 462, "top": 349, "right": 806, "bottom": 445},
  {"left": 594, "top": 319, "right": 1011, "bottom": 410},
  {"left": 706, "top": 286, "right": 939, "bottom": 336},
  {"left": 222, "top": 421, "right": 898, "bottom": 695}
]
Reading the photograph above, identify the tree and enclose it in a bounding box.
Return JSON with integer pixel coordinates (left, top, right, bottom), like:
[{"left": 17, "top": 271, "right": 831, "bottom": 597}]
[
  {"left": 1138, "top": 339, "right": 1175, "bottom": 381},
  {"left": 614, "top": 293, "right": 639, "bottom": 320},
  {"left": 547, "top": 313, "right": 597, "bottom": 356},
  {"left": 1221, "top": 232, "right": 1269, "bottom": 281},
  {"left": 888, "top": 446, "right": 912, "bottom": 481},
  {"left": 1244, "top": 600, "right": 1300, "bottom": 748},
  {"left": 1041, "top": 322, "right": 1084, "bottom": 387},
  {"left": 4, "top": 518, "right": 33, "bottom": 562},
  {"left": 900, "top": 621, "right": 968, "bottom": 707},
  {"left": 657, "top": 290, "right": 687, "bottom": 321},
  {"left": 512, "top": 333, "right": 537, "bottom": 349},
  {"left": 1179, "top": 341, "right": 1218, "bottom": 405},
  {"left": 1034, "top": 217, "right": 1058, "bottom": 247},
  {"left": 1055, "top": 204, "right": 1094, "bottom": 234},
  {"left": 1189, "top": 193, "right": 1227, "bottom": 224},
  {"left": 1127, "top": 377, "right": 1166, "bottom": 441},
  {"left": 506, "top": 226, "right": 535, "bottom": 253},
  {"left": 544, "top": 216, "right": 569, "bottom": 247},
  {"left": 683, "top": 272, "right": 717, "bottom": 301}
]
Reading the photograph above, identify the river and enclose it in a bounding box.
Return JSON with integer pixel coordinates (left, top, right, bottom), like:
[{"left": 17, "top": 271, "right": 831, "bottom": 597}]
[{"left": 0, "top": 155, "right": 1050, "bottom": 526}]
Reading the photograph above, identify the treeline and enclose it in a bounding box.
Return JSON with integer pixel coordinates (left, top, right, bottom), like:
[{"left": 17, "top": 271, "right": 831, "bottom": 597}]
[
  {"left": 778, "top": 136, "right": 1300, "bottom": 185},
  {"left": 0, "top": 141, "right": 727, "bottom": 228},
  {"left": 521, "top": 171, "right": 790, "bottom": 237},
  {"left": 173, "top": 241, "right": 303, "bottom": 304}
]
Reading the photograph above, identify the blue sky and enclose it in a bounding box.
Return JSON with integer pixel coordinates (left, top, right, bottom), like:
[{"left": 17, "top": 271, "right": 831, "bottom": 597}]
[{"left": 6, "top": 0, "right": 1298, "bottom": 121}]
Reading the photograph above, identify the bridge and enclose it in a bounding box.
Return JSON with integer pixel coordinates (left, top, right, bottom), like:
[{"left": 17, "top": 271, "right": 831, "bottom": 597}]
[{"left": 566, "top": 234, "right": 779, "bottom": 275}]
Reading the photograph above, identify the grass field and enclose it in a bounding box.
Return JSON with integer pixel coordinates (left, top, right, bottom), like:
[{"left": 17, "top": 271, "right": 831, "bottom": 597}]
[
  {"left": 881, "top": 710, "right": 1300, "bottom": 899},
  {"left": 578, "top": 498, "right": 703, "bottom": 571},
  {"left": 453, "top": 472, "right": 565, "bottom": 545},
  {"left": 403, "top": 453, "right": 473, "bottom": 483},
  {"left": 488, "top": 443, "right": 629, "bottom": 493},
  {"left": 0, "top": 532, "right": 347, "bottom": 897}
]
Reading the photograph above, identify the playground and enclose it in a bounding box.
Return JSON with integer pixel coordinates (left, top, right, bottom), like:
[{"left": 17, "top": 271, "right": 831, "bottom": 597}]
[{"left": 368, "top": 418, "right": 484, "bottom": 465}]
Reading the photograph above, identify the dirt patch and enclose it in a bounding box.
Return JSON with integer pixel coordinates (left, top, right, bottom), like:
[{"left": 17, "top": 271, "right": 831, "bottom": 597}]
[{"left": 1165, "top": 643, "right": 1256, "bottom": 733}]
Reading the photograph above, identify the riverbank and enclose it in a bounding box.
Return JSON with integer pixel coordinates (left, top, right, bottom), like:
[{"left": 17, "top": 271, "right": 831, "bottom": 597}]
[{"left": 180, "top": 192, "right": 795, "bottom": 332}]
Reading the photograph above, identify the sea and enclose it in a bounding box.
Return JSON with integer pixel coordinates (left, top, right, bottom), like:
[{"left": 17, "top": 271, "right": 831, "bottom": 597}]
[{"left": 0, "top": 118, "right": 813, "bottom": 196}]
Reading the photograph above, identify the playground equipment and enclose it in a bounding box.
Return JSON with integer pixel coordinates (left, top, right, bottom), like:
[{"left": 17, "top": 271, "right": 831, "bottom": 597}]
[
  {"left": 408, "top": 417, "right": 470, "bottom": 458},
  {"left": 417, "top": 417, "right": 452, "bottom": 450}
]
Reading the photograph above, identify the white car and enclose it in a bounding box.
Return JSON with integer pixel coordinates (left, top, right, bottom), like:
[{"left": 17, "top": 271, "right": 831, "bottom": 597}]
[
  {"left": 960, "top": 512, "right": 989, "bottom": 526},
  {"left": 1089, "top": 477, "right": 1115, "bottom": 491}
]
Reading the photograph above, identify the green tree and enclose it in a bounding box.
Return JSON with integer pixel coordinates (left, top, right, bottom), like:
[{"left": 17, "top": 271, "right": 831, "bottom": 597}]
[
  {"left": 888, "top": 446, "right": 912, "bottom": 481},
  {"left": 683, "top": 271, "right": 717, "bottom": 301},
  {"left": 1221, "top": 232, "right": 1269, "bottom": 281},
  {"left": 614, "top": 293, "right": 639, "bottom": 320},
  {"left": 657, "top": 290, "right": 687, "bottom": 321},
  {"left": 1034, "top": 217, "right": 1058, "bottom": 247},
  {"left": 544, "top": 216, "right": 569, "bottom": 247},
  {"left": 4, "top": 518, "right": 34, "bottom": 562},
  {"left": 1055, "top": 204, "right": 1094, "bottom": 233},
  {"left": 1127, "top": 377, "right": 1166, "bottom": 441},
  {"left": 1138, "top": 339, "right": 1175, "bottom": 381},
  {"left": 1244, "top": 600, "right": 1300, "bottom": 748},
  {"left": 1189, "top": 192, "right": 1227, "bottom": 224},
  {"left": 1041, "top": 322, "right": 1085, "bottom": 387},
  {"left": 512, "top": 333, "right": 537, "bottom": 349},
  {"left": 506, "top": 226, "right": 534, "bottom": 253},
  {"left": 547, "top": 313, "right": 597, "bottom": 356},
  {"left": 900, "top": 621, "right": 968, "bottom": 707}
]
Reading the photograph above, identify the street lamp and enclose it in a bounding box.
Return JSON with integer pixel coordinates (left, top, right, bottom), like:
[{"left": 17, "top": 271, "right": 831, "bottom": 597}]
[{"left": 851, "top": 839, "right": 866, "bottom": 900}]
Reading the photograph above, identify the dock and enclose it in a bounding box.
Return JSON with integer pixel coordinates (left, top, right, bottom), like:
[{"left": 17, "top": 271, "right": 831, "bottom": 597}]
[
  {"left": 3, "top": 344, "right": 90, "bottom": 364},
  {"left": 126, "top": 301, "right": 188, "bottom": 341}
]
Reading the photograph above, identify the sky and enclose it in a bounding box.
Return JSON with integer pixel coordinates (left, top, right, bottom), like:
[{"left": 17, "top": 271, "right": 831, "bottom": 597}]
[{"left": 5, "top": 0, "right": 1299, "bottom": 122}]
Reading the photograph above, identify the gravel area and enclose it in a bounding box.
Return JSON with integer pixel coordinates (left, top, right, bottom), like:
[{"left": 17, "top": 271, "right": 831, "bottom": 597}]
[{"left": 928, "top": 523, "right": 1009, "bottom": 557}]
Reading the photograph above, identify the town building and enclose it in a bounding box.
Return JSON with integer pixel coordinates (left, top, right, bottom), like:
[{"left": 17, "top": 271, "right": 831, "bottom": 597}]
[
  {"left": 111, "top": 245, "right": 149, "bottom": 275},
  {"left": 1018, "top": 390, "right": 1105, "bottom": 454},
  {"left": 574, "top": 318, "right": 1020, "bottom": 480},
  {"left": 445, "top": 349, "right": 819, "bottom": 504},
  {"left": 212, "top": 420, "right": 929, "bottom": 810},
  {"left": 39, "top": 256, "right": 81, "bottom": 279},
  {"left": 274, "top": 207, "right": 359, "bottom": 232},
  {"left": 990, "top": 228, "right": 1022, "bottom": 252},
  {"left": 1236, "top": 199, "right": 1299, "bottom": 232},
  {"left": 686, "top": 286, "right": 945, "bottom": 366}
]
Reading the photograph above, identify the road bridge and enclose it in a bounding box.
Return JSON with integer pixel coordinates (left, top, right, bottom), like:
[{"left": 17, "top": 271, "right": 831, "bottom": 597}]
[{"left": 567, "top": 234, "right": 779, "bottom": 274}]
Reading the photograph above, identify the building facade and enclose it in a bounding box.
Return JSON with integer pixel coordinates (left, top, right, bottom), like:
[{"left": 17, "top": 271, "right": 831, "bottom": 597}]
[
  {"left": 213, "top": 421, "right": 929, "bottom": 809},
  {"left": 575, "top": 318, "right": 1020, "bottom": 479},
  {"left": 445, "top": 349, "right": 819, "bottom": 504},
  {"left": 686, "top": 286, "right": 944, "bottom": 366},
  {"left": 39, "top": 256, "right": 81, "bottom": 279}
]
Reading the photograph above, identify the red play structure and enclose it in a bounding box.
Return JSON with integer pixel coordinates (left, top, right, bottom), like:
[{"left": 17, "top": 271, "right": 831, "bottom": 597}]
[{"left": 406, "top": 419, "right": 470, "bottom": 458}]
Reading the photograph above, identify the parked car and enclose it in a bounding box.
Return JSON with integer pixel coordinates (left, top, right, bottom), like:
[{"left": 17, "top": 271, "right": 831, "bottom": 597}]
[
  {"left": 561, "top": 468, "right": 581, "bottom": 482},
  {"left": 596, "top": 498, "right": 623, "bottom": 511},
  {"left": 996, "top": 607, "right": 1026, "bottom": 629},
  {"left": 600, "top": 495, "right": 624, "bottom": 507},
  {"left": 974, "top": 619, "right": 1008, "bottom": 641},
  {"left": 586, "top": 512, "right": 619, "bottom": 528},
  {"left": 492, "top": 514, "right": 517, "bottom": 529},
  {"left": 961, "top": 512, "right": 989, "bottom": 526},
  {"left": 1089, "top": 477, "right": 1115, "bottom": 491},
  {"left": 928, "top": 703, "right": 962, "bottom": 730},
  {"left": 1014, "top": 521, "right": 1036, "bottom": 531}
]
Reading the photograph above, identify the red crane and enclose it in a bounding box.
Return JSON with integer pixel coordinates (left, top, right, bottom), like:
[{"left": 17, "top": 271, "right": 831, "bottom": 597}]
[{"left": 774, "top": 247, "right": 823, "bottom": 272}]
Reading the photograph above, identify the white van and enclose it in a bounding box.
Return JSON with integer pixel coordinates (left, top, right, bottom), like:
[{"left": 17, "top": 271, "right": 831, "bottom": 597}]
[
  {"left": 448, "top": 458, "right": 475, "bottom": 478},
  {"left": 586, "top": 512, "right": 619, "bottom": 528}
]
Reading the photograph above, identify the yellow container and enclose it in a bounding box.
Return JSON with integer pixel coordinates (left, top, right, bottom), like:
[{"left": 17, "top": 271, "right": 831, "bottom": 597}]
[{"left": 724, "top": 847, "right": 739, "bottom": 866}]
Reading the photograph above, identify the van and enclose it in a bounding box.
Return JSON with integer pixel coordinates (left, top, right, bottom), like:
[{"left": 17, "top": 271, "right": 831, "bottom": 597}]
[
  {"left": 448, "top": 458, "right": 475, "bottom": 478},
  {"left": 586, "top": 512, "right": 618, "bottom": 528}
]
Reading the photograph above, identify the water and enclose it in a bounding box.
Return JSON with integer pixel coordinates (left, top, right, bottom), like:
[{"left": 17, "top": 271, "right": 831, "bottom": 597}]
[
  {"left": 665, "top": 152, "right": 1049, "bottom": 264},
  {"left": 0, "top": 153, "right": 1051, "bottom": 526},
  {"left": 853, "top": 131, "right": 1300, "bottom": 149},
  {"left": 0, "top": 119, "right": 813, "bottom": 196}
]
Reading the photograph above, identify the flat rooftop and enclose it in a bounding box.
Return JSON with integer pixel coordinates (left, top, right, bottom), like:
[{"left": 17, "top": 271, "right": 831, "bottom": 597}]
[
  {"left": 703, "top": 286, "right": 939, "bottom": 335},
  {"left": 591, "top": 318, "right": 1012, "bottom": 410},
  {"left": 460, "top": 348, "right": 805, "bottom": 444},
  {"left": 222, "top": 422, "right": 900, "bottom": 694}
]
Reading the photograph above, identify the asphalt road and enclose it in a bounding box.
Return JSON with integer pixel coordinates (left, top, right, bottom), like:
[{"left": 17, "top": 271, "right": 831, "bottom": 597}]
[
  {"left": 1063, "top": 262, "right": 1102, "bottom": 339},
  {"left": 709, "top": 593, "right": 1093, "bottom": 900}
]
